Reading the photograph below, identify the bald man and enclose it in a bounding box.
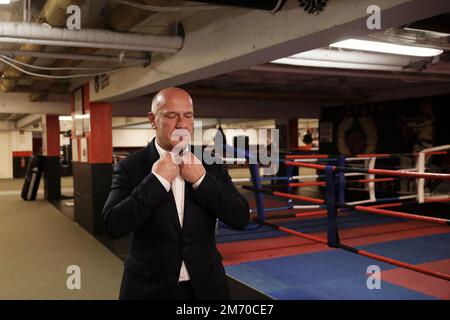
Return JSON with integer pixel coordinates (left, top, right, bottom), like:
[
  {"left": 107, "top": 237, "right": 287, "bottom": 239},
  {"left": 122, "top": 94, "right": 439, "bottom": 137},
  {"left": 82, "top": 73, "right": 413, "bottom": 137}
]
[{"left": 103, "top": 87, "right": 250, "bottom": 300}]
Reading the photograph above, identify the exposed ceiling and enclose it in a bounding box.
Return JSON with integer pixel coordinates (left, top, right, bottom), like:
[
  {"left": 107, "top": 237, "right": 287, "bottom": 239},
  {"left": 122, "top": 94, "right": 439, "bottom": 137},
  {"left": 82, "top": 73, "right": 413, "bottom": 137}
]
[
  {"left": 0, "top": 0, "right": 449, "bottom": 118},
  {"left": 180, "top": 12, "right": 450, "bottom": 107}
]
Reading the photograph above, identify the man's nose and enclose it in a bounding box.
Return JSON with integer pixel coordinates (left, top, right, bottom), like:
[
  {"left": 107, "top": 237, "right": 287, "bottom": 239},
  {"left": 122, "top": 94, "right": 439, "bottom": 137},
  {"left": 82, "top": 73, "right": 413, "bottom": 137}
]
[{"left": 176, "top": 117, "right": 187, "bottom": 128}]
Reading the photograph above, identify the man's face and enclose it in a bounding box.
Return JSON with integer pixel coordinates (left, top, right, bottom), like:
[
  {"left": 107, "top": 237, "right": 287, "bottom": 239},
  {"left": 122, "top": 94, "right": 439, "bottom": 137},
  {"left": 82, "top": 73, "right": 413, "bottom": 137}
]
[{"left": 149, "top": 94, "right": 194, "bottom": 151}]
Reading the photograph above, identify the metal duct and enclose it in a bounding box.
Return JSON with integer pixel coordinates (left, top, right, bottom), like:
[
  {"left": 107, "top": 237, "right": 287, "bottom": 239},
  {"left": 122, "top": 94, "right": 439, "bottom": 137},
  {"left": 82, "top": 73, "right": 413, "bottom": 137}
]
[
  {"left": 28, "top": 0, "right": 167, "bottom": 101},
  {"left": 0, "top": 0, "right": 87, "bottom": 93},
  {"left": 188, "top": 0, "right": 287, "bottom": 13},
  {"left": 0, "top": 22, "right": 183, "bottom": 52}
]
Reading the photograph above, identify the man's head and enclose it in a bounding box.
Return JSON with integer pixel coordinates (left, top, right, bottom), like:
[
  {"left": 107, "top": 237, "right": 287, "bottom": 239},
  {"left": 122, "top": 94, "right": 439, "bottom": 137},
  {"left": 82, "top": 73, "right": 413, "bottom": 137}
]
[{"left": 148, "top": 87, "right": 194, "bottom": 151}]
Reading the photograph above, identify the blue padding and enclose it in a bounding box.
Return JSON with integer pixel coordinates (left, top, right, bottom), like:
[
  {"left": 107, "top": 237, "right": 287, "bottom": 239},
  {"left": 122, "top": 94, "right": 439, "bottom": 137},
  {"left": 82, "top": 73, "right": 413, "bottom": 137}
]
[
  {"left": 227, "top": 250, "right": 394, "bottom": 288},
  {"left": 359, "top": 232, "right": 450, "bottom": 265},
  {"left": 268, "top": 277, "right": 435, "bottom": 300},
  {"left": 216, "top": 211, "right": 403, "bottom": 243},
  {"left": 224, "top": 233, "right": 450, "bottom": 299}
]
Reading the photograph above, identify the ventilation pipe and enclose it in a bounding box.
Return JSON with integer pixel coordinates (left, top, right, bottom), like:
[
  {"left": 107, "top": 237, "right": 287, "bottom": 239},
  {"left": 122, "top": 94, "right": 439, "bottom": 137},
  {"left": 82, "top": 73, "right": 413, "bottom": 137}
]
[
  {"left": 0, "top": 22, "right": 183, "bottom": 52},
  {"left": 188, "top": 0, "right": 287, "bottom": 13},
  {"left": 0, "top": 0, "right": 87, "bottom": 92},
  {"left": 29, "top": 0, "right": 167, "bottom": 101}
]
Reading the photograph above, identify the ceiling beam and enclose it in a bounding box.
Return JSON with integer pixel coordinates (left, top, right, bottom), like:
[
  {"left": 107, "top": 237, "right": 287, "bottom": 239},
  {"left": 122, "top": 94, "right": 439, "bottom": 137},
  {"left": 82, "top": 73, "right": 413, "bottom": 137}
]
[
  {"left": 112, "top": 117, "right": 149, "bottom": 128},
  {"left": 90, "top": 0, "right": 450, "bottom": 102},
  {"left": 0, "top": 92, "right": 69, "bottom": 115},
  {"left": 16, "top": 113, "right": 43, "bottom": 129}
]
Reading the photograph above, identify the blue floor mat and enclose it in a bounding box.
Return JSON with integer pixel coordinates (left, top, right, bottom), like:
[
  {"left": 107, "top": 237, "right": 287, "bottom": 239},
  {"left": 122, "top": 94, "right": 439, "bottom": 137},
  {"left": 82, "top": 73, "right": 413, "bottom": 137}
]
[
  {"left": 225, "top": 233, "right": 450, "bottom": 300},
  {"left": 217, "top": 211, "right": 404, "bottom": 243}
]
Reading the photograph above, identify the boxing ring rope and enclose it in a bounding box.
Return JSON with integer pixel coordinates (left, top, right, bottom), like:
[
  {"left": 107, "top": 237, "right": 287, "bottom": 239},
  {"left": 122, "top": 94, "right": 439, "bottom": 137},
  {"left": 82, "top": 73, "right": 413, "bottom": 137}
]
[
  {"left": 284, "top": 161, "right": 450, "bottom": 180},
  {"left": 229, "top": 146, "right": 450, "bottom": 281},
  {"left": 258, "top": 216, "right": 450, "bottom": 281},
  {"left": 280, "top": 156, "right": 450, "bottom": 281},
  {"left": 417, "top": 145, "right": 450, "bottom": 203}
]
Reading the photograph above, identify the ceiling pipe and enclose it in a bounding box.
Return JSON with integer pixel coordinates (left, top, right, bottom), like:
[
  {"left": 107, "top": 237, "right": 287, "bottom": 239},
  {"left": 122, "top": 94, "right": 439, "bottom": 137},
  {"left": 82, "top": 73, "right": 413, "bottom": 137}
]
[
  {"left": 0, "top": 0, "right": 87, "bottom": 93},
  {"left": 188, "top": 0, "right": 287, "bottom": 13},
  {"left": 0, "top": 22, "right": 183, "bottom": 53},
  {"left": 0, "top": 49, "right": 150, "bottom": 64},
  {"left": 28, "top": 0, "right": 168, "bottom": 102}
]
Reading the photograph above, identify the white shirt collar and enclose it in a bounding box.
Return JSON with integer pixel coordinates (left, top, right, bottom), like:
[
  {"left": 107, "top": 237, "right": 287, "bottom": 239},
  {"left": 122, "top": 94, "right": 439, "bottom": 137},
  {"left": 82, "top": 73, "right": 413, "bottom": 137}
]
[{"left": 154, "top": 139, "right": 189, "bottom": 157}]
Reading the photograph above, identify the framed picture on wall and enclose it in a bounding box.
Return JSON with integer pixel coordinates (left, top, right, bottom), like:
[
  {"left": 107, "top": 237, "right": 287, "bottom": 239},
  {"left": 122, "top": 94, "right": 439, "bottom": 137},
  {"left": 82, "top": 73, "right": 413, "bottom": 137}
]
[{"left": 74, "top": 87, "right": 84, "bottom": 137}]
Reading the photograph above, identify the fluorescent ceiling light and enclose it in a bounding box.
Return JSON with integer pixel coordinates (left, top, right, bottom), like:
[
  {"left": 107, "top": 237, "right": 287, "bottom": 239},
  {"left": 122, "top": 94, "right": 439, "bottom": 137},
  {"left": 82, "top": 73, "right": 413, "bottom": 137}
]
[
  {"left": 271, "top": 57, "right": 404, "bottom": 71},
  {"left": 59, "top": 116, "right": 73, "bottom": 121},
  {"left": 0, "top": 0, "right": 16, "bottom": 4},
  {"left": 404, "top": 27, "right": 450, "bottom": 38},
  {"left": 330, "top": 39, "right": 443, "bottom": 57}
]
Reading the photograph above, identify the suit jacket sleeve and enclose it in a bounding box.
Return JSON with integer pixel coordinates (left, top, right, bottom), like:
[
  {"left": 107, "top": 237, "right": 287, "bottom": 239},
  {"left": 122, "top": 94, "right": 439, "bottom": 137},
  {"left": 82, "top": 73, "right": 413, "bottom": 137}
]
[
  {"left": 191, "top": 164, "right": 250, "bottom": 230},
  {"left": 102, "top": 162, "right": 170, "bottom": 239}
]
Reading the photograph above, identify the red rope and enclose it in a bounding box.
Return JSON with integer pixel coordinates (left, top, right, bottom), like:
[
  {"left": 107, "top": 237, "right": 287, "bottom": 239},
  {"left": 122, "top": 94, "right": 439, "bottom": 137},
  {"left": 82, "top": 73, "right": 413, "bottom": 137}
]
[
  {"left": 288, "top": 182, "right": 326, "bottom": 187},
  {"left": 355, "top": 205, "right": 449, "bottom": 225},
  {"left": 272, "top": 191, "right": 325, "bottom": 204},
  {"left": 261, "top": 220, "right": 450, "bottom": 281},
  {"left": 285, "top": 154, "right": 329, "bottom": 159},
  {"left": 353, "top": 247, "right": 450, "bottom": 281}
]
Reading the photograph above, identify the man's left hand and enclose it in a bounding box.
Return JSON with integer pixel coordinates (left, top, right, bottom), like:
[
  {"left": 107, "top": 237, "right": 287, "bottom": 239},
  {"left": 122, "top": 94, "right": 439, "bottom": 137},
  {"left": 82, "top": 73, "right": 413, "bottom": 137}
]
[{"left": 179, "top": 152, "right": 206, "bottom": 184}]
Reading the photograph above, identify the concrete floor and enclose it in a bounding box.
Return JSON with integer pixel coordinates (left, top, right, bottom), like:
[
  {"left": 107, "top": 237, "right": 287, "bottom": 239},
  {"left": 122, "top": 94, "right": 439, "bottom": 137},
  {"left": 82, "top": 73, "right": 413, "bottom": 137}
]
[
  {"left": 0, "top": 177, "right": 123, "bottom": 300},
  {"left": 0, "top": 166, "right": 319, "bottom": 299}
]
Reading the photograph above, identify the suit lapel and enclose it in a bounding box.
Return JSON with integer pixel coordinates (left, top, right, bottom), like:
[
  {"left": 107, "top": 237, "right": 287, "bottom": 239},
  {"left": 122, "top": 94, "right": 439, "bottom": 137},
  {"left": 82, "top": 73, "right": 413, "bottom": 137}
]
[
  {"left": 147, "top": 138, "right": 182, "bottom": 234},
  {"left": 182, "top": 182, "right": 194, "bottom": 233},
  {"left": 168, "top": 190, "right": 182, "bottom": 234}
]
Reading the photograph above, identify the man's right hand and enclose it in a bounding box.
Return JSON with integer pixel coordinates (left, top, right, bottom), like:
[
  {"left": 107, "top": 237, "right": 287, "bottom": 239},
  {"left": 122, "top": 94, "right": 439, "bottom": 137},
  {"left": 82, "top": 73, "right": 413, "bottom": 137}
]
[{"left": 152, "top": 153, "right": 178, "bottom": 183}]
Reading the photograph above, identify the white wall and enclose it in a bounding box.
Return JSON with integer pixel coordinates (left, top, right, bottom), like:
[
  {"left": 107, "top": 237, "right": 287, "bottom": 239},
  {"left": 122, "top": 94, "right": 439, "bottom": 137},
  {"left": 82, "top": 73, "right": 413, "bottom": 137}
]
[
  {"left": 11, "top": 130, "right": 33, "bottom": 151},
  {"left": 0, "top": 132, "right": 13, "bottom": 179},
  {"left": 112, "top": 129, "right": 156, "bottom": 147}
]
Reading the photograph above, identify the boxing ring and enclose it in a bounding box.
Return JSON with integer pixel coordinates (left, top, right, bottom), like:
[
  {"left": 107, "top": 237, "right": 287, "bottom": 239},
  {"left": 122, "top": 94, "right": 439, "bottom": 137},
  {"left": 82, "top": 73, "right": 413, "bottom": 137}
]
[{"left": 219, "top": 145, "right": 450, "bottom": 297}]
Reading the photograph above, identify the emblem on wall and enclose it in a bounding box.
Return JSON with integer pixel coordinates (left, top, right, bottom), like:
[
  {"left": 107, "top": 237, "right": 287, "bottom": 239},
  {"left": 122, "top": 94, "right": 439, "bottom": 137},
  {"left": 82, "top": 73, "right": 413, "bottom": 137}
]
[
  {"left": 399, "top": 99, "right": 436, "bottom": 153},
  {"left": 337, "top": 116, "right": 377, "bottom": 156}
]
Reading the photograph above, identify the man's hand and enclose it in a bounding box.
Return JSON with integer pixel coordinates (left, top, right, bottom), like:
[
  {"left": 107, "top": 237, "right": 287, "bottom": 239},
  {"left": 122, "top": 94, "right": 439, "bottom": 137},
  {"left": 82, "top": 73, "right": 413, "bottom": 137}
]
[
  {"left": 152, "top": 153, "right": 178, "bottom": 183},
  {"left": 179, "top": 152, "right": 206, "bottom": 184}
]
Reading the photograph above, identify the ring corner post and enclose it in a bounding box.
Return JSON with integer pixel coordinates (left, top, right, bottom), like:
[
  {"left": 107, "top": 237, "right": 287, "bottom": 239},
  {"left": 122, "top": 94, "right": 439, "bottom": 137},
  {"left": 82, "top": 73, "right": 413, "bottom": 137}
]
[
  {"left": 325, "top": 165, "right": 340, "bottom": 248},
  {"left": 249, "top": 163, "right": 265, "bottom": 223}
]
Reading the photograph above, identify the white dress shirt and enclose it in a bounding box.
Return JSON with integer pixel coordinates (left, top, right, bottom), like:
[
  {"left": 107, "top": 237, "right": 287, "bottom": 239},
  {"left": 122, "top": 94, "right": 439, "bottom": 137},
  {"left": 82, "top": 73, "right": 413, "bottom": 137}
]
[{"left": 151, "top": 140, "right": 205, "bottom": 282}]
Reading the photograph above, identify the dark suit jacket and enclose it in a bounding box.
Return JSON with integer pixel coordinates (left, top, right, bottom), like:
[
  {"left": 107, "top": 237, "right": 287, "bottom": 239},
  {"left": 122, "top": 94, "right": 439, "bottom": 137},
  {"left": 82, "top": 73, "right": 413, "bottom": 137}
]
[{"left": 102, "top": 138, "right": 250, "bottom": 300}]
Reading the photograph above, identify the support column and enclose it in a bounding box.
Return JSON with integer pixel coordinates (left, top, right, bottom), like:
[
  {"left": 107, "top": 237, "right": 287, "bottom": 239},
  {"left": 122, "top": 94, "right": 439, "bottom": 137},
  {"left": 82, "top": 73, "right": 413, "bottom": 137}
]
[
  {"left": 275, "top": 118, "right": 299, "bottom": 190},
  {"left": 288, "top": 118, "right": 299, "bottom": 150},
  {"left": 72, "top": 83, "right": 112, "bottom": 235},
  {"left": 42, "top": 115, "right": 61, "bottom": 200}
]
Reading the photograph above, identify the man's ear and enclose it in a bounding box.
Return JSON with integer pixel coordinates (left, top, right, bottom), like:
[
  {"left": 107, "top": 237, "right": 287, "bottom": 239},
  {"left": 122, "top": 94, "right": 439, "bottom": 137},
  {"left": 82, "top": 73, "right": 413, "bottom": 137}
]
[{"left": 148, "top": 112, "right": 157, "bottom": 129}]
